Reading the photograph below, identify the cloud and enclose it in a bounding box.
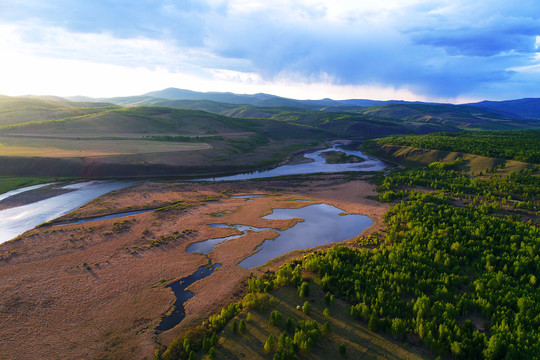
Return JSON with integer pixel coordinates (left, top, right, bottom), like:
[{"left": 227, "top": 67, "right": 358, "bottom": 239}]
[{"left": 1, "top": 0, "right": 540, "bottom": 100}]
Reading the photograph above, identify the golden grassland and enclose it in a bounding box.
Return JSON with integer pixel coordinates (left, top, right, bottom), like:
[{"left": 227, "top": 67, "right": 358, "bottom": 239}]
[
  {"left": 0, "top": 174, "right": 387, "bottom": 360},
  {"left": 0, "top": 136, "right": 211, "bottom": 157}
]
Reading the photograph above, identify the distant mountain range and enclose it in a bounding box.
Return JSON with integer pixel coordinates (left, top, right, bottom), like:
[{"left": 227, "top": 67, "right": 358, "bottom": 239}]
[{"left": 67, "top": 88, "right": 540, "bottom": 120}]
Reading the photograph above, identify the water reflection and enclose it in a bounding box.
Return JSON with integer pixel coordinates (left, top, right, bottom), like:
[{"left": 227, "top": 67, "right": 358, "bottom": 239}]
[
  {"left": 238, "top": 203, "right": 373, "bottom": 268},
  {"left": 187, "top": 203, "right": 373, "bottom": 269},
  {"left": 199, "top": 145, "right": 388, "bottom": 181},
  {"left": 186, "top": 224, "right": 274, "bottom": 254},
  {"left": 0, "top": 181, "right": 135, "bottom": 244},
  {"left": 156, "top": 261, "right": 221, "bottom": 332}
]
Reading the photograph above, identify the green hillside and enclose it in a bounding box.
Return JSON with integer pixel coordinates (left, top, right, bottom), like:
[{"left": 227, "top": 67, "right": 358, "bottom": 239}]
[
  {"left": 1, "top": 94, "right": 539, "bottom": 178},
  {"left": 221, "top": 106, "right": 451, "bottom": 138},
  {"left": 0, "top": 103, "right": 329, "bottom": 177},
  {"left": 356, "top": 103, "right": 536, "bottom": 131},
  {"left": 367, "top": 130, "right": 540, "bottom": 164},
  {"left": 0, "top": 95, "right": 117, "bottom": 127},
  {"left": 220, "top": 102, "right": 538, "bottom": 138}
]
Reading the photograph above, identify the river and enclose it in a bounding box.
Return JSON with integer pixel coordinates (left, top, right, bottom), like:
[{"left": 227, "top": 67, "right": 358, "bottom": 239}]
[
  {"left": 0, "top": 181, "right": 136, "bottom": 243},
  {"left": 0, "top": 145, "right": 388, "bottom": 244}
]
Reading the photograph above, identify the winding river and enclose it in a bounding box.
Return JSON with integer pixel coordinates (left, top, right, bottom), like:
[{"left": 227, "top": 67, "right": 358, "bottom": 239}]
[{"left": 0, "top": 145, "right": 387, "bottom": 244}]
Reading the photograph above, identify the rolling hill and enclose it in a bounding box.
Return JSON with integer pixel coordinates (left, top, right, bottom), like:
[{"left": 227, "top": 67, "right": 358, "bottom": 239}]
[
  {"left": 467, "top": 98, "right": 540, "bottom": 120},
  {"left": 0, "top": 95, "right": 117, "bottom": 127},
  {"left": 1, "top": 92, "right": 539, "bottom": 178},
  {"left": 0, "top": 99, "right": 330, "bottom": 177},
  {"left": 69, "top": 87, "right": 540, "bottom": 121}
]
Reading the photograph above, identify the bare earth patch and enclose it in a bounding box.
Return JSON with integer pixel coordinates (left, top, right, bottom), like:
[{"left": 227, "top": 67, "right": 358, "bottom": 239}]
[{"left": 0, "top": 174, "right": 387, "bottom": 360}]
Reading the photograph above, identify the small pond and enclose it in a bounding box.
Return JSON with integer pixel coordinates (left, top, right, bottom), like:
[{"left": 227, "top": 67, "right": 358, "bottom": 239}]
[
  {"left": 187, "top": 203, "right": 373, "bottom": 268},
  {"left": 186, "top": 224, "right": 274, "bottom": 254}
]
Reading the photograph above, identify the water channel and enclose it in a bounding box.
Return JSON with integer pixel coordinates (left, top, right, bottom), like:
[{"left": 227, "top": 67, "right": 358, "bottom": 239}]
[
  {"left": 0, "top": 145, "right": 387, "bottom": 244},
  {"left": 156, "top": 261, "right": 221, "bottom": 332}
]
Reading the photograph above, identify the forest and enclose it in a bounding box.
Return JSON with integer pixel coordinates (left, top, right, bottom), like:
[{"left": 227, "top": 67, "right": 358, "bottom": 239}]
[
  {"left": 368, "top": 130, "right": 540, "bottom": 163},
  {"left": 158, "top": 132, "right": 539, "bottom": 360}
]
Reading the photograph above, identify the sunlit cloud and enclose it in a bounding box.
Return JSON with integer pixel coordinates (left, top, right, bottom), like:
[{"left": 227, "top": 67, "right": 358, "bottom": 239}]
[{"left": 1, "top": 0, "right": 539, "bottom": 100}]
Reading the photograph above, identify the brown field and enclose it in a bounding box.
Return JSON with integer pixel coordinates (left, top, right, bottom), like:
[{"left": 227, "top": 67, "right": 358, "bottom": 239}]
[
  {"left": 0, "top": 174, "right": 387, "bottom": 360},
  {"left": 0, "top": 137, "right": 211, "bottom": 157}
]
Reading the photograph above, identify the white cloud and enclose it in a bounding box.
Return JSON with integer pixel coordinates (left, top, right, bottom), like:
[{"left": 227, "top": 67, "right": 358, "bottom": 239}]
[{"left": 1, "top": 0, "right": 540, "bottom": 100}]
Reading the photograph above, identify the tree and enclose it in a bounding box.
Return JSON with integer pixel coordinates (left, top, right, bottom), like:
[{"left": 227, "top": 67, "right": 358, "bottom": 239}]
[
  {"left": 239, "top": 319, "right": 247, "bottom": 333},
  {"left": 324, "top": 292, "right": 335, "bottom": 306},
  {"left": 264, "top": 334, "right": 275, "bottom": 353},
  {"left": 270, "top": 310, "right": 283, "bottom": 326},
  {"left": 339, "top": 342, "right": 346, "bottom": 356},
  {"left": 298, "top": 281, "right": 310, "bottom": 298},
  {"left": 322, "top": 321, "right": 332, "bottom": 335},
  {"left": 323, "top": 308, "right": 330, "bottom": 318},
  {"left": 391, "top": 318, "right": 407, "bottom": 341},
  {"left": 232, "top": 320, "right": 238, "bottom": 334},
  {"left": 285, "top": 317, "right": 296, "bottom": 332},
  {"left": 210, "top": 332, "right": 219, "bottom": 346},
  {"left": 208, "top": 347, "right": 216, "bottom": 360},
  {"left": 302, "top": 301, "right": 311, "bottom": 315},
  {"left": 202, "top": 337, "right": 211, "bottom": 352},
  {"left": 368, "top": 313, "right": 380, "bottom": 332}
]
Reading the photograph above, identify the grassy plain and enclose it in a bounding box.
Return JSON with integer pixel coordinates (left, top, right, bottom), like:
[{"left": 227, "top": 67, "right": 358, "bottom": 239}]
[{"left": 0, "top": 102, "right": 329, "bottom": 177}]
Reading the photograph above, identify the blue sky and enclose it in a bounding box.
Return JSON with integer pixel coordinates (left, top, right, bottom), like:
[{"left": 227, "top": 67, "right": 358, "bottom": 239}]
[{"left": 1, "top": 0, "right": 540, "bottom": 102}]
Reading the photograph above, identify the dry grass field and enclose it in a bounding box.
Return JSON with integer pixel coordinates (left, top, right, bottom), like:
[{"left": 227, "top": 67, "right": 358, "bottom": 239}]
[
  {"left": 0, "top": 174, "right": 387, "bottom": 360},
  {"left": 0, "top": 136, "right": 211, "bottom": 157}
]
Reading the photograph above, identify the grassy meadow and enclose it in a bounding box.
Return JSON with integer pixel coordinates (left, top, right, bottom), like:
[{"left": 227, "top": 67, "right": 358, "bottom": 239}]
[{"left": 0, "top": 176, "right": 55, "bottom": 195}]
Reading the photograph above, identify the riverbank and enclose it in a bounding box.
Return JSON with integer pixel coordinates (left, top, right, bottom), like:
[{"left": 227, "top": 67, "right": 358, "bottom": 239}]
[{"left": 0, "top": 174, "right": 387, "bottom": 360}]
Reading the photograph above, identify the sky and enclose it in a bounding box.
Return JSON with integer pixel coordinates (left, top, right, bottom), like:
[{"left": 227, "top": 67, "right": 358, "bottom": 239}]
[{"left": 1, "top": 0, "right": 540, "bottom": 102}]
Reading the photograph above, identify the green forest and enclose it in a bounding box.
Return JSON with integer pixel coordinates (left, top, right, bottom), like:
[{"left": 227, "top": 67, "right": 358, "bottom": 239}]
[{"left": 368, "top": 130, "right": 540, "bottom": 163}]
